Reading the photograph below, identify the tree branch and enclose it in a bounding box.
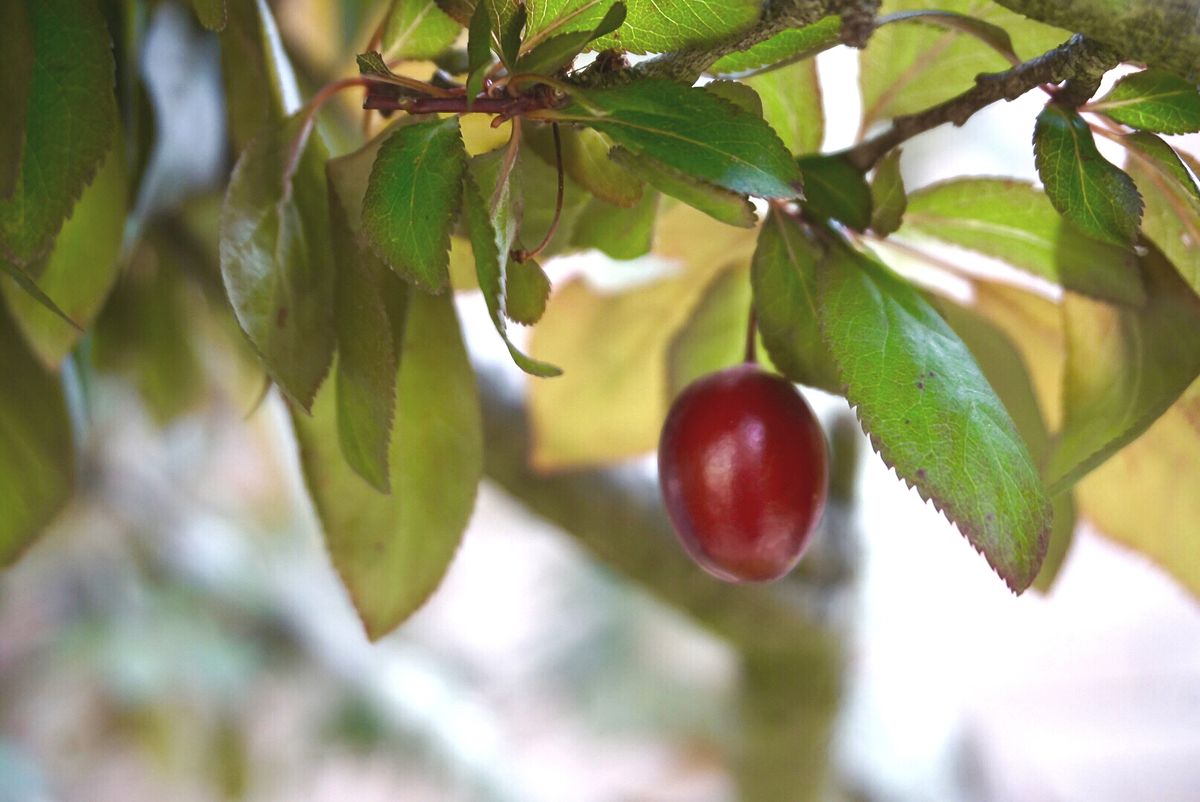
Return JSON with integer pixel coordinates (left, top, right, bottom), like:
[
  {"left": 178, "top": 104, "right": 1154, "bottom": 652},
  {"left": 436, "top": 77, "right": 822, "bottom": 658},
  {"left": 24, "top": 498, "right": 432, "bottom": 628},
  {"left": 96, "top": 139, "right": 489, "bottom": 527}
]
[
  {"left": 993, "top": 0, "right": 1200, "bottom": 81},
  {"left": 843, "top": 34, "right": 1118, "bottom": 170}
]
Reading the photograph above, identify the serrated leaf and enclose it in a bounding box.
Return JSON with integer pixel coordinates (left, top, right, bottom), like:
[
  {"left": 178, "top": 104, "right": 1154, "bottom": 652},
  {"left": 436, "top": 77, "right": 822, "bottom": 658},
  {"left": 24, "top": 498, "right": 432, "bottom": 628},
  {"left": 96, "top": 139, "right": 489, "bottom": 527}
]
[
  {"left": 710, "top": 16, "right": 842, "bottom": 75},
  {"left": 461, "top": 169, "right": 560, "bottom": 376},
  {"left": 796, "top": 155, "right": 872, "bottom": 230},
  {"left": 1, "top": 142, "right": 127, "bottom": 368},
  {"left": 0, "top": 0, "right": 33, "bottom": 199},
  {"left": 0, "top": 0, "right": 117, "bottom": 268},
  {"left": 555, "top": 80, "right": 804, "bottom": 200},
  {"left": 327, "top": 134, "right": 405, "bottom": 492},
  {"left": 667, "top": 264, "right": 751, "bottom": 397},
  {"left": 517, "top": 3, "right": 623, "bottom": 74},
  {"left": 1090, "top": 69, "right": 1200, "bottom": 135},
  {"left": 935, "top": 297, "right": 1076, "bottom": 593},
  {"left": 609, "top": 148, "right": 756, "bottom": 228},
  {"left": 570, "top": 191, "right": 658, "bottom": 260},
  {"left": 870, "top": 149, "right": 907, "bottom": 235},
  {"left": 219, "top": 112, "right": 335, "bottom": 411},
  {"left": 526, "top": 125, "right": 642, "bottom": 208},
  {"left": 92, "top": 243, "right": 206, "bottom": 425},
  {"left": 0, "top": 302, "right": 73, "bottom": 566},
  {"left": 745, "top": 59, "right": 824, "bottom": 156},
  {"left": 1045, "top": 243, "right": 1200, "bottom": 492},
  {"left": 1034, "top": 104, "right": 1143, "bottom": 246},
  {"left": 860, "top": 0, "right": 1067, "bottom": 128},
  {"left": 901, "top": 178, "right": 1144, "bottom": 304},
  {"left": 750, "top": 213, "right": 841, "bottom": 392},
  {"left": 292, "top": 289, "right": 482, "bottom": 640},
  {"left": 382, "top": 0, "right": 461, "bottom": 60},
  {"left": 817, "top": 241, "right": 1051, "bottom": 592},
  {"left": 192, "top": 0, "right": 228, "bottom": 30},
  {"left": 362, "top": 117, "right": 466, "bottom": 293},
  {"left": 505, "top": 259, "right": 551, "bottom": 325},
  {"left": 703, "top": 80, "right": 762, "bottom": 117}
]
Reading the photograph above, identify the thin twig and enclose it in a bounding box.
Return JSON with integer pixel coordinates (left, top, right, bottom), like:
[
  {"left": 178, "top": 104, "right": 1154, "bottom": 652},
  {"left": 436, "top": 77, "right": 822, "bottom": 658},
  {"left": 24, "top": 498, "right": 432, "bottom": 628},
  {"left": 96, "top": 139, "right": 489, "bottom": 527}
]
[
  {"left": 844, "top": 34, "right": 1119, "bottom": 170},
  {"left": 513, "top": 123, "right": 564, "bottom": 263}
]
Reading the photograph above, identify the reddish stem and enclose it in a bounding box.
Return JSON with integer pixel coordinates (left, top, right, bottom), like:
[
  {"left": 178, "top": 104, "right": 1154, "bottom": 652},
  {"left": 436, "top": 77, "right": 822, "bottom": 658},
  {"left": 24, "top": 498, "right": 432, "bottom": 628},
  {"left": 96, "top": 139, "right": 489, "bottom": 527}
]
[{"left": 513, "top": 123, "right": 564, "bottom": 263}]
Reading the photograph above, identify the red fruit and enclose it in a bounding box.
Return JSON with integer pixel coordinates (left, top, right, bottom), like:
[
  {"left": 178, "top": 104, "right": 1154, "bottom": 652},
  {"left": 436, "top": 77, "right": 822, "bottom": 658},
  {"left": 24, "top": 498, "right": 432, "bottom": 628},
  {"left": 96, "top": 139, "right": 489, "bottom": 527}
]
[{"left": 657, "top": 364, "right": 828, "bottom": 582}]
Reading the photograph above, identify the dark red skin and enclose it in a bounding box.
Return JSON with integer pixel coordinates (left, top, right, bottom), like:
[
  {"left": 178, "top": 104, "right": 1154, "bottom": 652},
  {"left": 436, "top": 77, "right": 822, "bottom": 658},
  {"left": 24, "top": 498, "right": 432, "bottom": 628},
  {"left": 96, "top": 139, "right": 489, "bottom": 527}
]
[{"left": 658, "top": 365, "right": 828, "bottom": 583}]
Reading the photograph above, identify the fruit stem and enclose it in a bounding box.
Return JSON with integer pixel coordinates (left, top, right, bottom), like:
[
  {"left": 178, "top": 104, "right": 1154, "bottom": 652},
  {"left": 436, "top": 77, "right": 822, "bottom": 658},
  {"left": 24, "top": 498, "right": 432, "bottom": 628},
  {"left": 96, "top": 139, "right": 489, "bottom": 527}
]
[
  {"left": 744, "top": 307, "right": 758, "bottom": 364},
  {"left": 512, "top": 122, "right": 564, "bottom": 263}
]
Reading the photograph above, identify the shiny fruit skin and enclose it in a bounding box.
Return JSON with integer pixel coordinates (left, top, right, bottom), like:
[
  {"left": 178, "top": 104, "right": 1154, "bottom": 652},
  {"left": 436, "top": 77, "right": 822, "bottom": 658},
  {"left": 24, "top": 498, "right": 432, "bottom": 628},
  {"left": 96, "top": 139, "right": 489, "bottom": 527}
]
[{"left": 658, "top": 365, "right": 828, "bottom": 582}]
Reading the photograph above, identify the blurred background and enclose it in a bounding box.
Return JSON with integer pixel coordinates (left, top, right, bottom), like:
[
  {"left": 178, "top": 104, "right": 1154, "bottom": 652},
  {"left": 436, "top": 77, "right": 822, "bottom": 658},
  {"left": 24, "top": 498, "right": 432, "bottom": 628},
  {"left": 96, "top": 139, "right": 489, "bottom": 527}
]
[{"left": 2, "top": 2, "right": 1199, "bottom": 801}]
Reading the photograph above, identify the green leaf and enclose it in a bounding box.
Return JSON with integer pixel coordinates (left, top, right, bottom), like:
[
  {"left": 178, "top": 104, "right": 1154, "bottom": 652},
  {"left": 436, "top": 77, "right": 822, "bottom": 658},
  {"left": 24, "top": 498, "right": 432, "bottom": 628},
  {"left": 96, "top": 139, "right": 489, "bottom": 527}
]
[
  {"left": 1045, "top": 243, "right": 1200, "bottom": 493},
  {"left": 817, "top": 241, "right": 1051, "bottom": 592},
  {"left": 498, "top": 4, "right": 526, "bottom": 67},
  {"left": 745, "top": 60, "right": 824, "bottom": 156},
  {"left": 0, "top": 0, "right": 117, "bottom": 268},
  {"left": 570, "top": 191, "right": 659, "bottom": 260},
  {"left": 92, "top": 243, "right": 206, "bottom": 425},
  {"left": 935, "top": 298, "right": 1076, "bottom": 593},
  {"left": 0, "top": 0, "right": 33, "bottom": 199},
  {"left": 869, "top": 149, "right": 907, "bottom": 236},
  {"left": 220, "top": 0, "right": 302, "bottom": 153},
  {"left": 362, "top": 117, "right": 467, "bottom": 293},
  {"left": 356, "top": 51, "right": 397, "bottom": 80},
  {"left": 710, "top": 16, "right": 841, "bottom": 75},
  {"left": 516, "top": 2, "right": 625, "bottom": 75},
  {"left": 702, "top": 80, "right": 762, "bottom": 117},
  {"left": 525, "top": 0, "right": 757, "bottom": 55},
  {"left": 382, "top": 0, "right": 461, "bottom": 59},
  {"left": 460, "top": 169, "right": 561, "bottom": 376},
  {"left": 1034, "top": 493, "right": 1076, "bottom": 593},
  {"left": 1034, "top": 104, "right": 1143, "bottom": 246},
  {"left": 505, "top": 259, "right": 551, "bottom": 325},
  {"left": 292, "top": 289, "right": 483, "bottom": 640},
  {"left": 192, "top": 0, "right": 228, "bottom": 31},
  {"left": 1090, "top": 69, "right": 1200, "bottom": 135},
  {"left": 877, "top": 9, "right": 1019, "bottom": 64},
  {"left": 327, "top": 134, "right": 406, "bottom": 492},
  {"left": 1125, "top": 138, "right": 1200, "bottom": 295},
  {"left": 609, "top": 148, "right": 756, "bottom": 228},
  {"left": 556, "top": 80, "right": 804, "bottom": 200},
  {"left": 525, "top": 125, "right": 642, "bottom": 208},
  {"left": 465, "top": 0, "right": 492, "bottom": 103},
  {"left": 750, "top": 213, "right": 841, "bottom": 392},
  {"left": 0, "top": 263, "right": 77, "bottom": 329},
  {"left": 796, "top": 155, "right": 872, "bottom": 230},
  {"left": 219, "top": 112, "right": 335, "bottom": 411},
  {"left": 667, "top": 265, "right": 751, "bottom": 397},
  {"left": 1122, "top": 132, "right": 1200, "bottom": 204},
  {"left": 901, "top": 178, "right": 1144, "bottom": 304},
  {"left": 860, "top": 0, "right": 1067, "bottom": 128},
  {"left": 0, "top": 302, "right": 73, "bottom": 566},
  {"left": 1, "top": 142, "right": 127, "bottom": 368}
]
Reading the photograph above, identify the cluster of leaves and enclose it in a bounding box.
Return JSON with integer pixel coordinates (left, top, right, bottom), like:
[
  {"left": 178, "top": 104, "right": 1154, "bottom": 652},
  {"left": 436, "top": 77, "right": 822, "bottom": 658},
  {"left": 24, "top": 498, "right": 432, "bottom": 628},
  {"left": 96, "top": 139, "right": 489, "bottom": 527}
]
[{"left": 3, "top": 0, "right": 1200, "bottom": 640}]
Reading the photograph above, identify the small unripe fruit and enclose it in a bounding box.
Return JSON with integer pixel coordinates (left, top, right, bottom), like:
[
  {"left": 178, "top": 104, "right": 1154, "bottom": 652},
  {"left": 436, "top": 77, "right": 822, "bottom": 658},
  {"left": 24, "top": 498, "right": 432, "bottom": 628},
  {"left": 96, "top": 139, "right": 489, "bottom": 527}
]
[{"left": 657, "top": 364, "right": 828, "bottom": 582}]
